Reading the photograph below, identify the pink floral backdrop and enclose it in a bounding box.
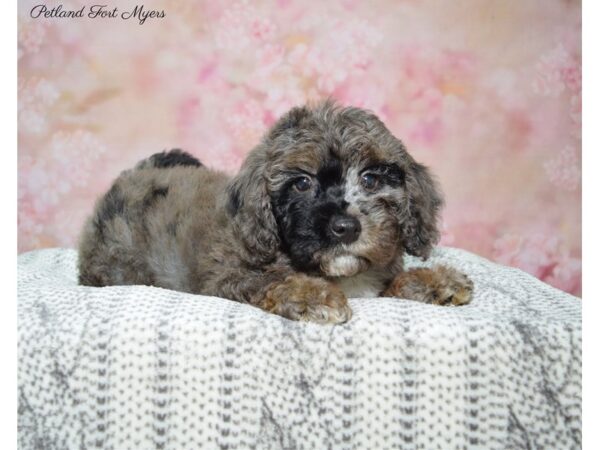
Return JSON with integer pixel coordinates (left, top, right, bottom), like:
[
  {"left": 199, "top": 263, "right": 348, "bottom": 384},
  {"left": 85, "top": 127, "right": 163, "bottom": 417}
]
[{"left": 18, "top": 0, "right": 582, "bottom": 295}]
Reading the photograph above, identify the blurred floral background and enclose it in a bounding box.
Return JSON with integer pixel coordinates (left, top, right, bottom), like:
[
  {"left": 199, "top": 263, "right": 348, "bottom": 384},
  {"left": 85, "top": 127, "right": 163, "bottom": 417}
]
[{"left": 18, "top": 0, "right": 581, "bottom": 295}]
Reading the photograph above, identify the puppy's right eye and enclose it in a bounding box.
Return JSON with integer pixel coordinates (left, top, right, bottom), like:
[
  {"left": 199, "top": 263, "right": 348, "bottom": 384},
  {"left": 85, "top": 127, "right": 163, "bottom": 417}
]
[
  {"left": 361, "top": 173, "right": 380, "bottom": 191},
  {"left": 293, "top": 176, "right": 313, "bottom": 192}
]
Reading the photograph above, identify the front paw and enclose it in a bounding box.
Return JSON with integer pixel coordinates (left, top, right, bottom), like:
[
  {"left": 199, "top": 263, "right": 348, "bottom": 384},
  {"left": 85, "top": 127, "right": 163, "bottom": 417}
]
[
  {"left": 260, "top": 274, "right": 352, "bottom": 324},
  {"left": 383, "top": 265, "right": 473, "bottom": 306}
]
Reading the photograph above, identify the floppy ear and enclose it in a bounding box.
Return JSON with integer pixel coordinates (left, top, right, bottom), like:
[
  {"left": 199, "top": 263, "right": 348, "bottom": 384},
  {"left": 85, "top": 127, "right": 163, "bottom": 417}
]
[
  {"left": 401, "top": 161, "right": 444, "bottom": 259},
  {"left": 225, "top": 145, "right": 280, "bottom": 264},
  {"left": 267, "top": 104, "right": 311, "bottom": 139}
]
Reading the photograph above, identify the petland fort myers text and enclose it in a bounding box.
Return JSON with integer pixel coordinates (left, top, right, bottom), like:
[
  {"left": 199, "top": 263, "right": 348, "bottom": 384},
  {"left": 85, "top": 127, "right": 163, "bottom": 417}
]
[{"left": 30, "top": 4, "right": 165, "bottom": 25}]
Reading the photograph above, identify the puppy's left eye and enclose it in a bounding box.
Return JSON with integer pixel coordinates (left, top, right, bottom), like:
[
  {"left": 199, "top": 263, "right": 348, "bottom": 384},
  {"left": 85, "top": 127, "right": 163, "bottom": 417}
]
[
  {"left": 361, "top": 173, "right": 380, "bottom": 191},
  {"left": 293, "top": 176, "right": 313, "bottom": 192}
]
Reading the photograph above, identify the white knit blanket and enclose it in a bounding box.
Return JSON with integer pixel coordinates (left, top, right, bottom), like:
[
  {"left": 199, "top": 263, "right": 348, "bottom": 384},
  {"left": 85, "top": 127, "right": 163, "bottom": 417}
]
[{"left": 18, "top": 247, "right": 581, "bottom": 450}]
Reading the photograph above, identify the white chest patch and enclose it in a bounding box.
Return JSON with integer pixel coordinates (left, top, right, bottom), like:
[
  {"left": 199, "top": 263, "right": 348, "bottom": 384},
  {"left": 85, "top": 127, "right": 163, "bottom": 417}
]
[
  {"left": 336, "top": 270, "right": 388, "bottom": 298},
  {"left": 324, "top": 255, "right": 363, "bottom": 277}
]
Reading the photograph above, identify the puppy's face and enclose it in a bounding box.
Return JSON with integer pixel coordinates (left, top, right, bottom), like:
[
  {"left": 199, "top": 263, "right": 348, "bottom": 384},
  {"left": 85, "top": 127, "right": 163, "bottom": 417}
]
[
  {"left": 227, "top": 102, "right": 443, "bottom": 277},
  {"left": 269, "top": 137, "right": 407, "bottom": 277}
]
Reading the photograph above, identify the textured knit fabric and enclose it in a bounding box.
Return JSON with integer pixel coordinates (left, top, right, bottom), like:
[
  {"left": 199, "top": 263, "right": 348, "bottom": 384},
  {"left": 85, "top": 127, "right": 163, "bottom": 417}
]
[{"left": 18, "top": 248, "right": 581, "bottom": 450}]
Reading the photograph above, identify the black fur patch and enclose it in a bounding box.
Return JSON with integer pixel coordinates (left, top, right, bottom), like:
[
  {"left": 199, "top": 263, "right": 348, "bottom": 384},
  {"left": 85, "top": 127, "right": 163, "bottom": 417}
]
[
  {"left": 226, "top": 186, "right": 241, "bottom": 217},
  {"left": 94, "top": 184, "right": 125, "bottom": 237},
  {"left": 272, "top": 160, "right": 349, "bottom": 271},
  {"left": 143, "top": 186, "right": 169, "bottom": 209},
  {"left": 316, "top": 160, "right": 343, "bottom": 191},
  {"left": 149, "top": 149, "right": 202, "bottom": 168},
  {"left": 364, "top": 163, "right": 405, "bottom": 188},
  {"left": 152, "top": 186, "right": 169, "bottom": 197}
]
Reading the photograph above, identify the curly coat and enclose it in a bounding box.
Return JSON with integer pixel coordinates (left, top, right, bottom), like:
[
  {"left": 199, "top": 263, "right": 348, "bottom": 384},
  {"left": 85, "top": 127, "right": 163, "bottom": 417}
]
[{"left": 78, "top": 102, "right": 472, "bottom": 323}]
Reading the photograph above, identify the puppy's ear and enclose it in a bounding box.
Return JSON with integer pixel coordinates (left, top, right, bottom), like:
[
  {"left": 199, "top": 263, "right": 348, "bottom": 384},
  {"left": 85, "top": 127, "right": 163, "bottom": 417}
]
[
  {"left": 267, "top": 105, "right": 311, "bottom": 139},
  {"left": 401, "top": 161, "right": 444, "bottom": 259},
  {"left": 226, "top": 145, "right": 280, "bottom": 263}
]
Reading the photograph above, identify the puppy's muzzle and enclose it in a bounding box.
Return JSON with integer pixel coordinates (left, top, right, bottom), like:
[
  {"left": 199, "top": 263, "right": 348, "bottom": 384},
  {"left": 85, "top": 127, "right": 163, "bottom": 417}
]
[{"left": 330, "top": 215, "right": 361, "bottom": 244}]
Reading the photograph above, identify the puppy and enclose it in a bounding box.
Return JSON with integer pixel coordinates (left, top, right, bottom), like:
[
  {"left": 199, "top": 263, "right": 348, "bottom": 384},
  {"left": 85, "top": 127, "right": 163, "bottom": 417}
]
[{"left": 78, "top": 101, "right": 473, "bottom": 324}]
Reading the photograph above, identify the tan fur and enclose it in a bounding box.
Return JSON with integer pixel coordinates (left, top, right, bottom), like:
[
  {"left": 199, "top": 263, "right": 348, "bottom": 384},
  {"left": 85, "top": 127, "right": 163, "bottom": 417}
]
[
  {"left": 260, "top": 274, "right": 352, "bottom": 324},
  {"left": 383, "top": 265, "right": 473, "bottom": 306}
]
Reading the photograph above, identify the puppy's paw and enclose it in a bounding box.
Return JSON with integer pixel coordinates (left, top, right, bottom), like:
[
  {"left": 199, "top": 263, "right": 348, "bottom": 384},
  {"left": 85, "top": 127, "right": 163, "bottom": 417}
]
[
  {"left": 383, "top": 265, "right": 473, "bottom": 306},
  {"left": 261, "top": 274, "right": 352, "bottom": 324}
]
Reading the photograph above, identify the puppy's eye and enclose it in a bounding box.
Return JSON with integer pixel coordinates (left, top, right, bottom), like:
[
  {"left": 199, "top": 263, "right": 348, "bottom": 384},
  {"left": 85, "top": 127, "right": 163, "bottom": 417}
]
[
  {"left": 293, "top": 176, "right": 313, "bottom": 192},
  {"left": 361, "top": 173, "right": 380, "bottom": 191}
]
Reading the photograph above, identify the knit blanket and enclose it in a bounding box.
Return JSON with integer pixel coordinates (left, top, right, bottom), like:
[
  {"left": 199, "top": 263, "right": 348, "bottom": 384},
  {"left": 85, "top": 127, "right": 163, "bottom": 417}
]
[{"left": 18, "top": 247, "right": 581, "bottom": 450}]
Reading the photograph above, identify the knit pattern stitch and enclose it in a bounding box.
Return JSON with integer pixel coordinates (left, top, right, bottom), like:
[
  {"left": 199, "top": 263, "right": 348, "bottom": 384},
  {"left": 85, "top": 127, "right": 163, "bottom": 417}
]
[{"left": 18, "top": 247, "right": 581, "bottom": 449}]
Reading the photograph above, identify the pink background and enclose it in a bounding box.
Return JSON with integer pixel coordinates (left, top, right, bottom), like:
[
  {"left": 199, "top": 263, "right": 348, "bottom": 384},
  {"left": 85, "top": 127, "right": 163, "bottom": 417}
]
[{"left": 18, "top": 0, "right": 582, "bottom": 295}]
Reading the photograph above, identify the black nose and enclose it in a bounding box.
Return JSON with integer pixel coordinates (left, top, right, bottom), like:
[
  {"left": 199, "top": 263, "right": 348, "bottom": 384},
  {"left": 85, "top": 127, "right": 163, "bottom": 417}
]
[{"left": 330, "top": 215, "right": 361, "bottom": 244}]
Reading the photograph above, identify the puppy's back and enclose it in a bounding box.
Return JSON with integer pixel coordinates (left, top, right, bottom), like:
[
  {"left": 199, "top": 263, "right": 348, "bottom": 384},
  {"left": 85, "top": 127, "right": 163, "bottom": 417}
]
[{"left": 78, "top": 150, "right": 229, "bottom": 292}]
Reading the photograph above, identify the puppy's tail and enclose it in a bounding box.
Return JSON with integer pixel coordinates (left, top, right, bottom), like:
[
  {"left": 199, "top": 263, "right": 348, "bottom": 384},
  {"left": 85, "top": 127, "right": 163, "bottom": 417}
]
[{"left": 135, "top": 149, "right": 203, "bottom": 170}]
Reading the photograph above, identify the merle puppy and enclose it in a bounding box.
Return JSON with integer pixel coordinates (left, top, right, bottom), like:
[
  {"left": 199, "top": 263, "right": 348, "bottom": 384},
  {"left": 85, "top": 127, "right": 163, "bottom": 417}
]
[{"left": 78, "top": 101, "right": 473, "bottom": 323}]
